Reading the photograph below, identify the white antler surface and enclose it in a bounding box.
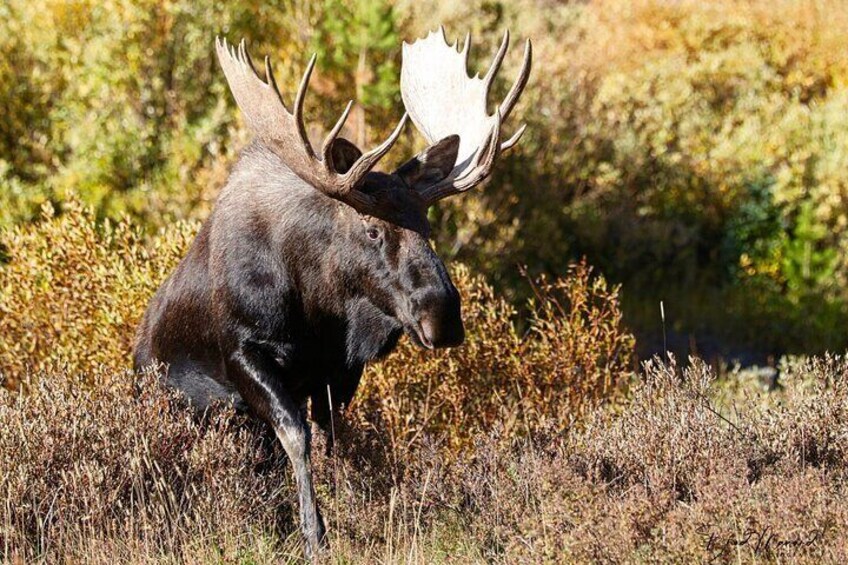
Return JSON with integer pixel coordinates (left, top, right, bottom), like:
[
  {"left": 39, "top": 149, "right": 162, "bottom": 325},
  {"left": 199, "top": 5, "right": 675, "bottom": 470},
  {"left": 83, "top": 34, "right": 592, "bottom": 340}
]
[{"left": 401, "top": 27, "right": 532, "bottom": 203}]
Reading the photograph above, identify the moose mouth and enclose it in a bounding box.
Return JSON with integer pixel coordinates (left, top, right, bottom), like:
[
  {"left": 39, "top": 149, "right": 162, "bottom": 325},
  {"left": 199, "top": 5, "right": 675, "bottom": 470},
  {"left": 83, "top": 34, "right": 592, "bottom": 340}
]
[{"left": 405, "top": 319, "right": 434, "bottom": 350}]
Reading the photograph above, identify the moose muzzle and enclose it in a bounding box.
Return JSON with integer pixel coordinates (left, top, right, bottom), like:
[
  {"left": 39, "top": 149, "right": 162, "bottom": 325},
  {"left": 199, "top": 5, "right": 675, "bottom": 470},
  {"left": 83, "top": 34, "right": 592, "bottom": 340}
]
[{"left": 414, "top": 285, "right": 464, "bottom": 349}]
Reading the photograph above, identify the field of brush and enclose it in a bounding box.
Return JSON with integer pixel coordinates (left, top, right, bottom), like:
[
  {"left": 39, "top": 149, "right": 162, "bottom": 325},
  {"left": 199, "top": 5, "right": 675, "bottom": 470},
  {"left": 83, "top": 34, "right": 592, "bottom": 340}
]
[
  {"left": 3, "top": 0, "right": 848, "bottom": 562},
  {"left": 2, "top": 205, "right": 847, "bottom": 563}
]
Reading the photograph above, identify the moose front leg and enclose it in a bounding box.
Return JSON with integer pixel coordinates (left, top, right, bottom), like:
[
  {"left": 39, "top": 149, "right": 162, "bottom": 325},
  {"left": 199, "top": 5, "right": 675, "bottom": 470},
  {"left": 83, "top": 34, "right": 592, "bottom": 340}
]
[
  {"left": 273, "top": 401, "right": 326, "bottom": 557},
  {"left": 225, "top": 345, "right": 326, "bottom": 556}
]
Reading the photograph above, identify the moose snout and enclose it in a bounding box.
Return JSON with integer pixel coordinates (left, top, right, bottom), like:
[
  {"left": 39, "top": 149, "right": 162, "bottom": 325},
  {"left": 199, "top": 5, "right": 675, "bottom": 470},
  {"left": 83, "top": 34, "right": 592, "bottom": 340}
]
[{"left": 416, "top": 287, "right": 464, "bottom": 348}]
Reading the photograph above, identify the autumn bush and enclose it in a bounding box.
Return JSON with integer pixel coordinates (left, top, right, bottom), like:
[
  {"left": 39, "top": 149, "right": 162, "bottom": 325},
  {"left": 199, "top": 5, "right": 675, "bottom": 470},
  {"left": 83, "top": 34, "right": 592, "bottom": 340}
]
[
  {"left": 403, "top": 0, "right": 848, "bottom": 352},
  {"left": 0, "top": 204, "right": 633, "bottom": 445},
  {"left": 0, "top": 0, "right": 408, "bottom": 229},
  {"left": 358, "top": 262, "right": 635, "bottom": 452},
  {"left": 0, "top": 203, "right": 196, "bottom": 387}
]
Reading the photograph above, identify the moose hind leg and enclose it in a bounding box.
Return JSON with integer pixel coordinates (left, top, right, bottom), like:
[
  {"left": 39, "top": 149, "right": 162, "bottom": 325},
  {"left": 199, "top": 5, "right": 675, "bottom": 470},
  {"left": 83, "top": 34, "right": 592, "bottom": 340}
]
[{"left": 167, "top": 359, "right": 246, "bottom": 412}]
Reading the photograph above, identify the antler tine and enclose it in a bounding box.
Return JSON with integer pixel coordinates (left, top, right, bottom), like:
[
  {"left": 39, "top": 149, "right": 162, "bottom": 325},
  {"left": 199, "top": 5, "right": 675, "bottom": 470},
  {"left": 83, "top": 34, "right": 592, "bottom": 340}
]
[
  {"left": 293, "top": 54, "right": 318, "bottom": 158},
  {"left": 498, "top": 39, "right": 532, "bottom": 122},
  {"left": 500, "top": 123, "right": 527, "bottom": 152},
  {"left": 264, "top": 56, "right": 283, "bottom": 102},
  {"left": 461, "top": 31, "right": 471, "bottom": 62},
  {"left": 343, "top": 113, "right": 409, "bottom": 189},
  {"left": 321, "top": 100, "right": 355, "bottom": 162},
  {"left": 483, "top": 30, "right": 509, "bottom": 98},
  {"left": 238, "top": 40, "right": 258, "bottom": 79}
]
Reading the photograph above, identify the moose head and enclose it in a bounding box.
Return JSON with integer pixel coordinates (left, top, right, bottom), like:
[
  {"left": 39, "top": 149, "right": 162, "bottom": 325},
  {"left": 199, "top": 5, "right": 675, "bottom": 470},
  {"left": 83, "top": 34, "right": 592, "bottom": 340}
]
[{"left": 214, "top": 28, "right": 530, "bottom": 350}]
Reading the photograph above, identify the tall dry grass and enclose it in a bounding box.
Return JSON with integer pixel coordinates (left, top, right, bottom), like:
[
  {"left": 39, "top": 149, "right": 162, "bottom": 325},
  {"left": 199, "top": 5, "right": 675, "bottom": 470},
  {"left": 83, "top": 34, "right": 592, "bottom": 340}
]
[
  {"left": 3, "top": 354, "right": 848, "bottom": 562},
  {"left": 1, "top": 368, "right": 301, "bottom": 562}
]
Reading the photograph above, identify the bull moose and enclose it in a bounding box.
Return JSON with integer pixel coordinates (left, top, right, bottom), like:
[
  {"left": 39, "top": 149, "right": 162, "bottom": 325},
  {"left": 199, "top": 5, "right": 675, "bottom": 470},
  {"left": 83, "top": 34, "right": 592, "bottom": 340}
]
[{"left": 133, "top": 27, "right": 531, "bottom": 556}]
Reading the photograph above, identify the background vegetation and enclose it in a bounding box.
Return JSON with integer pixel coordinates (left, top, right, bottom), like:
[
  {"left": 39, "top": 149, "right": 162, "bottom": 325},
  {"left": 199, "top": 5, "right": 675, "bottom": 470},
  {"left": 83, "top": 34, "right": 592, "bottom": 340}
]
[
  {"left": 3, "top": 0, "right": 848, "bottom": 356},
  {"left": 3, "top": 0, "right": 848, "bottom": 562}
]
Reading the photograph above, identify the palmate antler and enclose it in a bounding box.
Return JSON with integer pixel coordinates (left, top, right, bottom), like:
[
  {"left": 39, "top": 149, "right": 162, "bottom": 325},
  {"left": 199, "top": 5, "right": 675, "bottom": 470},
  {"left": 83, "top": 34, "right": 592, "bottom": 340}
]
[
  {"left": 401, "top": 27, "right": 532, "bottom": 204},
  {"left": 216, "top": 38, "right": 408, "bottom": 213}
]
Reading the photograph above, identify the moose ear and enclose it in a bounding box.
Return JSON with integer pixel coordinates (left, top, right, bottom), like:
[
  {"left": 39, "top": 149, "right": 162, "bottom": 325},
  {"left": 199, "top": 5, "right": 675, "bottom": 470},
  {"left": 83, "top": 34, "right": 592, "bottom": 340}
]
[
  {"left": 328, "top": 138, "right": 363, "bottom": 174},
  {"left": 395, "top": 135, "right": 460, "bottom": 191}
]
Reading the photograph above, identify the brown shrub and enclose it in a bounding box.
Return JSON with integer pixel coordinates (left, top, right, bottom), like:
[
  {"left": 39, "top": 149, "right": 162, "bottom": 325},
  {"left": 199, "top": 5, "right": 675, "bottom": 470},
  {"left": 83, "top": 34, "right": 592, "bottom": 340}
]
[
  {"left": 5, "top": 356, "right": 847, "bottom": 563},
  {"left": 360, "top": 356, "right": 848, "bottom": 563},
  {"left": 0, "top": 367, "right": 300, "bottom": 562},
  {"left": 354, "top": 260, "right": 635, "bottom": 454},
  {"left": 1, "top": 207, "right": 635, "bottom": 451},
  {"left": 551, "top": 355, "right": 848, "bottom": 563}
]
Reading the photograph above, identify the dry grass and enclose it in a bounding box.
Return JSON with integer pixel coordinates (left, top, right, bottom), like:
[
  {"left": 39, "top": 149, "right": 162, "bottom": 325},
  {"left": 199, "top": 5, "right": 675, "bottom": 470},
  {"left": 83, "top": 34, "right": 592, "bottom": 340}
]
[
  {"left": 1, "top": 367, "right": 301, "bottom": 562},
  {"left": 3, "top": 355, "right": 848, "bottom": 563}
]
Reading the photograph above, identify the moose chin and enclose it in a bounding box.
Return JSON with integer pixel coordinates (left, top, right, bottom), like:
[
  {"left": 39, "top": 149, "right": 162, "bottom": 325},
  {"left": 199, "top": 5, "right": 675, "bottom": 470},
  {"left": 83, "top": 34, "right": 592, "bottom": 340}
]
[{"left": 133, "top": 26, "right": 531, "bottom": 558}]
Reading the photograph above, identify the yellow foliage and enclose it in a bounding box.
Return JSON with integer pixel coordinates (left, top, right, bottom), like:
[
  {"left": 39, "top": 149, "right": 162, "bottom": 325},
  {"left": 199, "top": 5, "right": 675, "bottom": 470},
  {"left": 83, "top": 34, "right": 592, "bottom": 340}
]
[
  {"left": 0, "top": 204, "right": 197, "bottom": 386},
  {"left": 354, "top": 261, "right": 635, "bottom": 451}
]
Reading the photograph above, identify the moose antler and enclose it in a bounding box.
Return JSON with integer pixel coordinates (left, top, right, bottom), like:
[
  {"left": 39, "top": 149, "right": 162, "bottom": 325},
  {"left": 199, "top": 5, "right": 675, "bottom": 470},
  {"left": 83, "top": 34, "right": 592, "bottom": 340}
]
[
  {"left": 400, "top": 27, "right": 532, "bottom": 204},
  {"left": 216, "top": 38, "right": 408, "bottom": 212}
]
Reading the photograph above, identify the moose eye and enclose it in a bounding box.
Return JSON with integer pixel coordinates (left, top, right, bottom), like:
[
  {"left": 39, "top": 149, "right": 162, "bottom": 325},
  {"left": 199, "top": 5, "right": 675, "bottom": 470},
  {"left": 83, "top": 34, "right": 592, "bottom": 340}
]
[{"left": 366, "top": 227, "right": 380, "bottom": 241}]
